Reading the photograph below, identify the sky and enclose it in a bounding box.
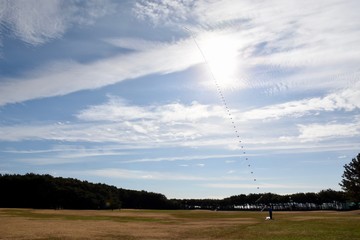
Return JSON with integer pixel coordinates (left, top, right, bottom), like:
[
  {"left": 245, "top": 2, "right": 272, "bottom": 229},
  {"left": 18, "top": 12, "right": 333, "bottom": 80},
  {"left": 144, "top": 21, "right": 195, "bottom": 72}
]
[{"left": 0, "top": 0, "right": 359, "bottom": 199}]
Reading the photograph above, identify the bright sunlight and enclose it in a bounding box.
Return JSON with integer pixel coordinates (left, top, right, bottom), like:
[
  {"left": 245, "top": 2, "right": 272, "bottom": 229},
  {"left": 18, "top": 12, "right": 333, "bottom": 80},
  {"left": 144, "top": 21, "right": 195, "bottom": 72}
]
[{"left": 197, "top": 31, "right": 243, "bottom": 90}]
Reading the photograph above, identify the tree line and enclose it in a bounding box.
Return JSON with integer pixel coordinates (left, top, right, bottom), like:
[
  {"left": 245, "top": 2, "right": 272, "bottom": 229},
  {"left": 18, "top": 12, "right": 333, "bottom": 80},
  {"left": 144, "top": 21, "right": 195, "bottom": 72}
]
[
  {"left": 0, "top": 173, "right": 176, "bottom": 210},
  {"left": 177, "top": 190, "right": 352, "bottom": 211},
  {"left": 0, "top": 173, "right": 356, "bottom": 210},
  {"left": 0, "top": 153, "right": 359, "bottom": 210}
]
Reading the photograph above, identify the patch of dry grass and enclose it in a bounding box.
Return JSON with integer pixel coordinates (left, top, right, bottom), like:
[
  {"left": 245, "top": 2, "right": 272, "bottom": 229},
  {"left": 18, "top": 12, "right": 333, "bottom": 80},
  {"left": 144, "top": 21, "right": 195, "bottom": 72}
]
[{"left": 0, "top": 209, "right": 359, "bottom": 239}]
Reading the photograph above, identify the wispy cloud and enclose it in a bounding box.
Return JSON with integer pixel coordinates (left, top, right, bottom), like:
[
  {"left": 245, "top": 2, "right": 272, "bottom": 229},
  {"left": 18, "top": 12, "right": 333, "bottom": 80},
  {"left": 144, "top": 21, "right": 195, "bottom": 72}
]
[
  {"left": 203, "top": 182, "right": 323, "bottom": 190},
  {"left": 298, "top": 118, "right": 360, "bottom": 142},
  {"left": 6, "top": 144, "right": 133, "bottom": 165},
  {"left": 1, "top": 95, "right": 358, "bottom": 152},
  {"left": 75, "top": 168, "right": 253, "bottom": 182},
  {"left": 241, "top": 86, "right": 360, "bottom": 121},
  {"left": 82, "top": 168, "right": 208, "bottom": 181},
  {"left": 76, "top": 96, "right": 225, "bottom": 123},
  {"left": 134, "top": 0, "right": 360, "bottom": 93},
  {"left": 0, "top": 0, "right": 115, "bottom": 46},
  {"left": 122, "top": 154, "right": 247, "bottom": 164},
  {"left": 133, "top": 0, "right": 195, "bottom": 27},
  {"left": 0, "top": 37, "right": 202, "bottom": 106},
  {"left": 16, "top": 157, "right": 91, "bottom": 165},
  {"left": 1, "top": 0, "right": 359, "bottom": 106},
  {"left": 0, "top": 98, "right": 227, "bottom": 145}
]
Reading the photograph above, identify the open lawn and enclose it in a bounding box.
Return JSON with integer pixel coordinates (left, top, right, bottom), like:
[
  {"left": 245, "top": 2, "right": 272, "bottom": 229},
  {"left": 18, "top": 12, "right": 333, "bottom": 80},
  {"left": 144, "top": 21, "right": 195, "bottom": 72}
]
[{"left": 0, "top": 208, "right": 359, "bottom": 239}]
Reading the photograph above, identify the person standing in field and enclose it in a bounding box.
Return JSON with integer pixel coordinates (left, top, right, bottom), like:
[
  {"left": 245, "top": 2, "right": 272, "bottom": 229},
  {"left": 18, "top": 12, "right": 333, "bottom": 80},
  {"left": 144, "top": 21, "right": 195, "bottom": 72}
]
[{"left": 268, "top": 205, "right": 273, "bottom": 220}]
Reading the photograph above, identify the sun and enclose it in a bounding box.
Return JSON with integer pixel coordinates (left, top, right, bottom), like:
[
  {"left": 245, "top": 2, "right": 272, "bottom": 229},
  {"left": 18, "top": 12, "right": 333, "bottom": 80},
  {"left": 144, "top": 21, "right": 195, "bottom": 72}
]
[{"left": 197, "top": 32, "right": 242, "bottom": 89}]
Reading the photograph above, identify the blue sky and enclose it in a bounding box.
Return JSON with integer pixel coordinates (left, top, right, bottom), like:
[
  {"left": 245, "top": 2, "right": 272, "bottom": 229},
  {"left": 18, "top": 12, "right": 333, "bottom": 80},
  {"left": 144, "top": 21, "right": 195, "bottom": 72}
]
[{"left": 0, "top": 0, "right": 359, "bottom": 199}]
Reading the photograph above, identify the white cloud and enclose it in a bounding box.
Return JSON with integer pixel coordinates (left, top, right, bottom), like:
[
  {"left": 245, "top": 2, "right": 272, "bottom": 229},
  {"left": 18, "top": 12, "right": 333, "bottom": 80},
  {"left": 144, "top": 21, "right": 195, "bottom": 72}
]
[
  {"left": 0, "top": 98, "right": 231, "bottom": 148},
  {"left": 203, "top": 182, "right": 322, "bottom": 190},
  {"left": 0, "top": 0, "right": 65, "bottom": 45},
  {"left": 123, "top": 154, "right": 246, "bottom": 164},
  {"left": 1, "top": 0, "right": 359, "bottom": 105},
  {"left": 76, "top": 168, "right": 254, "bottom": 182},
  {"left": 0, "top": 0, "right": 115, "bottom": 46},
  {"left": 77, "top": 96, "right": 225, "bottom": 123},
  {"left": 0, "top": 37, "right": 203, "bottom": 106},
  {"left": 4, "top": 145, "right": 131, "bottom": 159},
  {"left": 16, "top": 157, "right": 91, "bottom": 165},
  {"left": 82, "top": 168, "right": 207, "bottom": 181},
  {"left": 134, "top": 0, "right": 360, "bottom": 93},
  {"left": 133, "top": 0, "right": 194, "bottom": 26},
  {"left": 298, "top": 119, "right": 360, "bottom": 142},
  {"left": 104, "top": 38, "right": 164, "bottom": 51},
  {"left": 1, "top": 95, "right": 358, "bottom": 153},
  {"left": 242, "top": 87, "right": 360, "bottom": 121}
]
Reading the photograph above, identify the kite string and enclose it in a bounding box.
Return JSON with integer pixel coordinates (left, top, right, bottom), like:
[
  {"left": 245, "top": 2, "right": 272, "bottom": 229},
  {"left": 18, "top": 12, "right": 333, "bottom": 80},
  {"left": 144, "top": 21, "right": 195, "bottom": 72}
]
[{"left": 184, "top": 28, "right": 259, "bottom": 190}]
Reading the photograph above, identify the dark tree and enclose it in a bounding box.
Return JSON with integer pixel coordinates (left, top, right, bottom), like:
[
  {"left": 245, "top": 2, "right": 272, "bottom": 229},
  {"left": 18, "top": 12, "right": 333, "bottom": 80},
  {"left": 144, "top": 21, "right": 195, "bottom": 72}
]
[
  {"left": 317, "top": 189, "right": 346, "bottom": 203},
  {"left": 340, "top": 153, "right": 360, "bottom": 202},
  {"left": 0, "top": 174, "right": 176, "bottom": 210}
]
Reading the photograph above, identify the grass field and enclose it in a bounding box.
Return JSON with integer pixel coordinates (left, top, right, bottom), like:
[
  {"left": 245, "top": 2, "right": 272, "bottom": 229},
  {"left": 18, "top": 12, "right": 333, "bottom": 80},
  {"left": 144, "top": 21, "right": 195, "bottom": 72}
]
[{"left": 1, "top": 208, "right": 359, "bottom": 239}]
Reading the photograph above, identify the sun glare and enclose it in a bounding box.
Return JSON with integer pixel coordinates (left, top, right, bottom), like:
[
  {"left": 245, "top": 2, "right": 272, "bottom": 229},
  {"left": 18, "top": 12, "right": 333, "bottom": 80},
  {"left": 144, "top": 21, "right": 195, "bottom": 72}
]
[{"left": 197, "top": 32, "right": 241, "bottom": 89}]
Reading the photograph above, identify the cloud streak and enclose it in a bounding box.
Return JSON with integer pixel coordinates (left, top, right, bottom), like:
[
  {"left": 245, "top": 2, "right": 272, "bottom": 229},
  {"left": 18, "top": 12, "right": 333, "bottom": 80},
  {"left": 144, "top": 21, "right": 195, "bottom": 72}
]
[
  {"left": 241, "top": 87, "right": 360, "bottom": 121},
  {"left": 77, "top": 168, "right": 252, "bottom": 181},
  {"left": 82, "top": 168, "right": 210, "bottom": 181},
  {"left": 76, "top": 96, "right": 225, "bottom": 123},
  {"left": 0, "top": 37, "right": 202, "bottom": 106},
  {"left": 203, "top": 182, "right": 323, "bottom": 190}
]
